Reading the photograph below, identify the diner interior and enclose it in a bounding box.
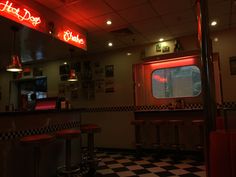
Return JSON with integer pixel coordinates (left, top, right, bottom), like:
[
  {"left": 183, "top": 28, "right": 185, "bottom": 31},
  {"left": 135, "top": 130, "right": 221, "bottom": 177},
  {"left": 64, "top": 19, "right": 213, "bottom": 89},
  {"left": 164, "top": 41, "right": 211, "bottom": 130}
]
[{"left": 0, "top": 0, "right": 236, "bottom": 177}]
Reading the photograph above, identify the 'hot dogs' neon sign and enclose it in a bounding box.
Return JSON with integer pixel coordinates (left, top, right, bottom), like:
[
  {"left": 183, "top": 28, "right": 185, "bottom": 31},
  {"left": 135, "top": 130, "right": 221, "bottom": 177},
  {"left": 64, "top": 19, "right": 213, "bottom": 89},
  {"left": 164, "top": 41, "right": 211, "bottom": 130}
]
[{"left": 0, "top": 1, "right": 41, "bottom": 27}]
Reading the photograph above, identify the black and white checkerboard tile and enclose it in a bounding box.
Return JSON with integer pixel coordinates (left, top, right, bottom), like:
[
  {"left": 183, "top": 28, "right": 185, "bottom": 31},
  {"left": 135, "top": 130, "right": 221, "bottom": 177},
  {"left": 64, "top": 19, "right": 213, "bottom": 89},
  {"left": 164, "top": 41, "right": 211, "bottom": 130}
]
[{"left": 95, "top": 152, "right": 205, "bottom": 177}]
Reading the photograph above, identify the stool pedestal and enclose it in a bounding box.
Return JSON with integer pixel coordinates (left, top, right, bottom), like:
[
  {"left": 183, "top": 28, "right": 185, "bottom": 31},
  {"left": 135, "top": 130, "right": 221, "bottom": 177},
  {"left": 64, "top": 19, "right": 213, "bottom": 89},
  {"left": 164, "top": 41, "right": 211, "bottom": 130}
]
[
  {"left": 56, "top": 129, "right": 81, "bottom": 177},
  {"left": 81, "top": 124, "right": 101, "bottom": 177},
  {"left": 20, "top": 134, "right": 55, "bottom": 177},
  {"left": 131, "top": 120, "right": 145, "bottom": 157}
]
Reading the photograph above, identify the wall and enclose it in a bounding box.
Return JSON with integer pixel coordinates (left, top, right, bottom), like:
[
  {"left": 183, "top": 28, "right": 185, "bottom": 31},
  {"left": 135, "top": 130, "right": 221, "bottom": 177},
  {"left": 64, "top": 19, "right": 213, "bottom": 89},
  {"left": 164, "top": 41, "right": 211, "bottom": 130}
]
[{"left": 1, "top": 28, "right": 236, "bottom": 149}]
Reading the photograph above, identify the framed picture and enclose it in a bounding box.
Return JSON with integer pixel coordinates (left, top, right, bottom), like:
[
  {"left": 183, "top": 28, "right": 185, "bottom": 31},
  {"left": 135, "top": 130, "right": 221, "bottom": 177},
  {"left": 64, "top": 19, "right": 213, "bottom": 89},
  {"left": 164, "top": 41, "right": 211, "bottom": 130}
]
[
  {"left": 162, "top": 46, "right": 170, "bottom": 53},
  {"left": 105, "top": 65, "right": 114, "bottom": 77},
  {"left": 230, "top": 56, "right": 236, "bottom": 75},
  {"left": 156, "top": 43, "right": 161, "bottom": 52}
]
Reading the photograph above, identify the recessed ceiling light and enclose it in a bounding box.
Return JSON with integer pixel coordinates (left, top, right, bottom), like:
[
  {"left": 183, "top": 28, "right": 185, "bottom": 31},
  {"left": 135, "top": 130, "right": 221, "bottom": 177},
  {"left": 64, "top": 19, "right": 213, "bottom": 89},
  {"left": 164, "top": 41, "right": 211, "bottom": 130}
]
[
  {"left": 211, "top": 20, "right": 217, "bottom": 26},
  {"left": 127, "top": 52, "right": 132, "bottom": 56},
  {"left": 64, "top": 62, "right": 67, "bottom": 65},
  {"left": 108, "top": 42, "right": 113, "bottom": 47},
  {"left": 214, "top": 37, "right": 219, "bottom": 42},
  {"left": 159, "top": 38, "right": 164, "bottom": 42},
  {"left": 106, "top": 20, "right": 112, "bottom": 25}
]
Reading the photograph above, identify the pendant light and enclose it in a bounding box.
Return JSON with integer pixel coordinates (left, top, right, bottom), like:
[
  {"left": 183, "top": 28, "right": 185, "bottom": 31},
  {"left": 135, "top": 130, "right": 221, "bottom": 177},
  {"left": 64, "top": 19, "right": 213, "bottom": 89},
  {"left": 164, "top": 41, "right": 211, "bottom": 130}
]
[
  {"left": 6, "top": 26, "right": 22, "bottom": 72},
  {"left": 67, "top": 48, "right": 78, "bottom": 82}
]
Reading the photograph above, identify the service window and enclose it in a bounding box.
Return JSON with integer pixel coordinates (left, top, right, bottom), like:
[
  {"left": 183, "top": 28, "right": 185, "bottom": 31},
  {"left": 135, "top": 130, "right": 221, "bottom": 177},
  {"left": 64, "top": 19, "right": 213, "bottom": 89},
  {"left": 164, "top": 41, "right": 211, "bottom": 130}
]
[{"left": 152, "top": 65, "right": 201, "bottom": 98}]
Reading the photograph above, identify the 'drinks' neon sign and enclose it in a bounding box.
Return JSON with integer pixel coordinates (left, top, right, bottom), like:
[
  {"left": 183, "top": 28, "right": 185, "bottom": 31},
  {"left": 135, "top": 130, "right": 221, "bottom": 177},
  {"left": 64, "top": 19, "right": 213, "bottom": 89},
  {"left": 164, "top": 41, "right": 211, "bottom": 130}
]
[
  {"left": 63, "top": 30, "right": 85, "bottom": 45},
  {"left": 0, "top": 1, "right": 41, "bottom": 26}
]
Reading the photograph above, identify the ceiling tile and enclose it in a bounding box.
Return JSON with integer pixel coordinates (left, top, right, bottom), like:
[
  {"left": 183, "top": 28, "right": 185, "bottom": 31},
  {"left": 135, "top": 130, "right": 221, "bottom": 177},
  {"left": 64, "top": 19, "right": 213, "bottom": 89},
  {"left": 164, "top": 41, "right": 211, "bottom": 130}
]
[
  {"left": 168, "top": 22, "right": 197, "bottom": 37},
  {"left": 118, "top": 4, "right": 158, "bottom": 23},
  {"left": 209, "top": 0, "right": 231, "bottom": 18},
  {"left": 57, "top": 0, "right": 113, "bottom": 18},
  {"left": 89, "top": 13, "right": 128, "bottom": 31},
  {"left": 161, "top": 9, "right": 196, "bottom": 27},
  {"left": 150, "top": 0, "right": 192, "bottom": 15},
  {"left": 34, "top": 0, "right": 63, "bottom": 9},
  {"left": 104, "top": 0, "right": 148, "bottom": 11},
  {"left": 131, "top": 17, "right": 166, "bottom": 34}
]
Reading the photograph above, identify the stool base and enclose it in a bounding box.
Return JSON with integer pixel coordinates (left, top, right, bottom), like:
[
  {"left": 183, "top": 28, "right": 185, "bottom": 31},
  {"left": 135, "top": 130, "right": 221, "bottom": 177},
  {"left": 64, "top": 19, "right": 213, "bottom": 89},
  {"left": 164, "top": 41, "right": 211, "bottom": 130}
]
[{"left": 57, "top": 165, "right": 80, "bottom": 177}]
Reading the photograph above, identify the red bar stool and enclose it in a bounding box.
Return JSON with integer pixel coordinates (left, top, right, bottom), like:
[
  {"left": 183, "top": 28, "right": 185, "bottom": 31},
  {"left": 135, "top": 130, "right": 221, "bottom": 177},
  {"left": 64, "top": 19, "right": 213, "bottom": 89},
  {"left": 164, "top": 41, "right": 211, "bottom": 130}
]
[
  {"left": 80, "top": 124, "right": 101, "bottom": 176},
  {"left": 150, "top": 120, "right": 164, "bottom": 158},
  {"left": 192, "top": 120, "right": 204, "bottom": 150},
  {"left": 56, "top": 129, "right": 81, "bottom": 177},
  {"left": 151, "top": 120, "right": 164, "bottom": 148},
  {"left": 20, "top": 134, "right": 55, "bottom": 177},
  {"left": 168, "top": 120, "right": 184, "bottom": 150},
  {"left": 131, "top": 120, "right": 145, "bottom": 156}
]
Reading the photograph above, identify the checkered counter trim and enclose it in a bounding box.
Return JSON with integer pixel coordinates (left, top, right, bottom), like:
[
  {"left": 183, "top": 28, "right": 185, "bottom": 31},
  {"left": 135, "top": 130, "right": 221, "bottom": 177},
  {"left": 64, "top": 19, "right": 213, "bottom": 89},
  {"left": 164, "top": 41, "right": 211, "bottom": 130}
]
[{"left": 0, "top": 121, "right": 79, "bottom": 141}]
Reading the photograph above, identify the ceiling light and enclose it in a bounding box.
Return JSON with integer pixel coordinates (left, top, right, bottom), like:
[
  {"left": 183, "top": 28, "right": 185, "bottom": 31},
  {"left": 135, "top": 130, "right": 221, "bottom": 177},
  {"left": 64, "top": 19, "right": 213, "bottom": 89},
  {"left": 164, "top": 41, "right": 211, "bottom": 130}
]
[
  {"left": 67, "top": 69, "right": 78, "bottom": 82},
  {"left": 64, "top": 62, "right": 67, "bottom": 65},
  {"left": 108, "top": 42, "right": 113, "bottom": 47},
  {"left": 159, "top": 38, "right": 164, "bottom": 42},
  {"left": 127, "top": 52, "right": 132, "bottom": 56},
  {"left": 106, "top": 20, "right": 112, "bottom": 25},
  {"left": 214, "top": 37, "right": 219, "bottom": 42},
  {"left": 211, "top": 20, "right": 217, "bottom": 26}
]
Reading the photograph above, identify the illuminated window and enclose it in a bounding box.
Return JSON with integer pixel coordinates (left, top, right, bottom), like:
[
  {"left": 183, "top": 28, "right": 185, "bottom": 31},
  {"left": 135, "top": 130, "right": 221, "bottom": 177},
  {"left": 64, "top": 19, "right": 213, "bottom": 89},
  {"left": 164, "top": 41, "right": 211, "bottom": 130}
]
[{"left": 152, "top": 66, "right": 201, "bottom": 98}]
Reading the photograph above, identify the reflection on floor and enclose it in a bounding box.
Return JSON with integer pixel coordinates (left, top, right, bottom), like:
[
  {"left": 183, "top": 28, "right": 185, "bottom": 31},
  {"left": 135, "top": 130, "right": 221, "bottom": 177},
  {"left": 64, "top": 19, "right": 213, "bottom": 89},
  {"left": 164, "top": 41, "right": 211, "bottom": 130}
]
[{"left": 95, "top": 151, "right": 206, "bottom": 177}]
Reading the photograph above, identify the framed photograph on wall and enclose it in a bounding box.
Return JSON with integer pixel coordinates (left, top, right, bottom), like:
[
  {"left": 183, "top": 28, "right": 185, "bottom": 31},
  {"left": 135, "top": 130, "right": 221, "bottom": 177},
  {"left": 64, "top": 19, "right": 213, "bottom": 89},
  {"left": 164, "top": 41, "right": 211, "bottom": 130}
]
[{"left": 105, "top": 65, "right": 114, "bottom": 77}]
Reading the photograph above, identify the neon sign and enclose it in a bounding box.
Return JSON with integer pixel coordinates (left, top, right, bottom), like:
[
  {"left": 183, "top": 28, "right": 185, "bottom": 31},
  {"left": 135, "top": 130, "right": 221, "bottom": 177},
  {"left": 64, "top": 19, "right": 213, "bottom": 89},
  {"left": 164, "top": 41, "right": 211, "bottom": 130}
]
[
  {"left": 0, "top": 1, "right": 41, "bottom": 27},
  {"left": 58, "top": 28, "right": 87, "bottom": 50},
  {"left": 63, "top": 30, "right": 85, "bottom": 45}
]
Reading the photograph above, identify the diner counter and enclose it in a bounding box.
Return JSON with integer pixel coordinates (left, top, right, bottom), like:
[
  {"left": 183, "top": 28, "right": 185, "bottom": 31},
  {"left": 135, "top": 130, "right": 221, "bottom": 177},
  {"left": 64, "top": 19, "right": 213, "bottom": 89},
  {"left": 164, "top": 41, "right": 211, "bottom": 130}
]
[{"left": 0, "top": 108, "right": 84, "bottom": 140}]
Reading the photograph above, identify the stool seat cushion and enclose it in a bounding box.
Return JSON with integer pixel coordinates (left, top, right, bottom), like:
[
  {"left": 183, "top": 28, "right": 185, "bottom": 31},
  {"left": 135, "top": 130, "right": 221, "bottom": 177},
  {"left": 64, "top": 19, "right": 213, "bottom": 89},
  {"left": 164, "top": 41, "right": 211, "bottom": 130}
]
[
  {"left": 56, "top": 129, "right": 81, "bottom": 139},
  {"left": 21, "top": 134, "right": 54, "bottom": 144},
  {"left": 131, "top": 120, "right": 145, "bottom": 125},
  {"left": 151, "top": 120, "right": 164, "bottom": 125},
  {"left": 192, "top": 120, "right": 204, "bottom": 126},
  {"left": 80, "top": 124, "right": 101, "bottom": 133},
  {"left": 169, "top": 120, "right": 183, "bottom": 124}
]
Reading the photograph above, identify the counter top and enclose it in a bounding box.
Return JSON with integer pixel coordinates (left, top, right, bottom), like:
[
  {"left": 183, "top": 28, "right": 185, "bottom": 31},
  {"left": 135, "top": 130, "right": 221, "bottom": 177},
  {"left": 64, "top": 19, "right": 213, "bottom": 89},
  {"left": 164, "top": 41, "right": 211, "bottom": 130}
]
[{"left": 0, "top": 108, "right": 86, "bottom": 116}]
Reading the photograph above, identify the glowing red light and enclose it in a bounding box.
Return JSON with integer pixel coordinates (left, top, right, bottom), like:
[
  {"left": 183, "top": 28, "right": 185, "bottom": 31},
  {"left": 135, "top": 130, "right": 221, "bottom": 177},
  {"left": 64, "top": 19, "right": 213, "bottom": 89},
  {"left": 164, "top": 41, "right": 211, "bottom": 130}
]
[
  {"left": 150, "top": 57, "right": 195, "bottom": 69},
  {"left": 63, "top": 30, "right": 85, "bottom": 45},
  {"left": 58, "top": 28, "right": 87, "bottom": 50},
  {"left": 0, "top": 1, "right": 41, "bottom": 27},
  {"left": 153, "top": 75, "right": 167, "bottom": 83}
]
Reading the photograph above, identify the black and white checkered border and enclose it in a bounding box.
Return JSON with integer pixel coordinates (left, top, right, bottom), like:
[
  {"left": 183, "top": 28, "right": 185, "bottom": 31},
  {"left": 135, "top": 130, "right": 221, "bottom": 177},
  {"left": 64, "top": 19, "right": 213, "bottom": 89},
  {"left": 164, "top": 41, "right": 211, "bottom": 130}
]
[
  {"left": 82, "top": 102, "right": 236, "bottom": 112},
  {"left": 0, "top": 121, "right": 79, "bottom": 141}
]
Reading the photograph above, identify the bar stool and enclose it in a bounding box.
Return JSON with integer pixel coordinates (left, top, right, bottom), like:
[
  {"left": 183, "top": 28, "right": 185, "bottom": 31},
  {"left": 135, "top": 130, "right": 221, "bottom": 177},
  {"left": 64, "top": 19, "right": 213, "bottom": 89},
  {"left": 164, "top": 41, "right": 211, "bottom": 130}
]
[
  {"left": 80, "top": 124, "right": 101, "bottom": 176},
  {"left": 20, "top": 134, "right": 55, "bottom": 177},
  {"left": 56, "top": 129, "right": 81, "bottom": 177},
  {"left": 131, "top": 120, "right": 145, "bottom": 156},
  {"left": 150, "top": 120, "right": 164, "bottom": 158},
  {"left": 192, "top": 120, "right": 204, "bottom": 150},
  {"left": 168, "top": 120, "right": 184, "bottom": 150}
]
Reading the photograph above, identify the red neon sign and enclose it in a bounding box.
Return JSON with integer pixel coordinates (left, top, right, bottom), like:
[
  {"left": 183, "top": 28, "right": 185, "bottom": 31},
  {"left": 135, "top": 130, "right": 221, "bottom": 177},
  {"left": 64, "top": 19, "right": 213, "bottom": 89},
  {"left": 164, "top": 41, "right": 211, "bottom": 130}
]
[
  {"left": 153, "top": 75, "right": 167, "bottom": 83},
  {"left": 58, "top": 28, "right": 87, "bottom": 50},
  {"left": 0, "top": 1, "right": 41, "bottom": 27}
]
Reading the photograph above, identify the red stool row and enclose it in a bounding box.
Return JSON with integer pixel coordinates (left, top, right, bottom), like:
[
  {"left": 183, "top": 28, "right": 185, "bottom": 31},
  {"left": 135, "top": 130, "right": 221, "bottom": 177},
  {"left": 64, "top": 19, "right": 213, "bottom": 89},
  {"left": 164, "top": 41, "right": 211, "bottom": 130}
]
[{"left": 20, "top": 123, "right": 101, "bottom": 177}]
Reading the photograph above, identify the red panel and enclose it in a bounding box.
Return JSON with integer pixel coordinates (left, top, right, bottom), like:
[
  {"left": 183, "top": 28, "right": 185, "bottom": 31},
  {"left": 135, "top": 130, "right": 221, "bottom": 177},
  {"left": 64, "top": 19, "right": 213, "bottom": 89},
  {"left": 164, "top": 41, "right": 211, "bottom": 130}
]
[
  {"left": 209, "top": 131, "right": 231, "bottom": 177},
  {"left": 230, "top": 131, "right": 236, "bottom": 177}
]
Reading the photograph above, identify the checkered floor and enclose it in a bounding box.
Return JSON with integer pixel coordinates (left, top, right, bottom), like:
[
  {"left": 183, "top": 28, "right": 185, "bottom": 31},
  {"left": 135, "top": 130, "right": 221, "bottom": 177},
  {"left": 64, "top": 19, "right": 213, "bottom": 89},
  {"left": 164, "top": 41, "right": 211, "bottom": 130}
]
[{"left": 95, "top": 152, "right": 206, "bottom": 177}]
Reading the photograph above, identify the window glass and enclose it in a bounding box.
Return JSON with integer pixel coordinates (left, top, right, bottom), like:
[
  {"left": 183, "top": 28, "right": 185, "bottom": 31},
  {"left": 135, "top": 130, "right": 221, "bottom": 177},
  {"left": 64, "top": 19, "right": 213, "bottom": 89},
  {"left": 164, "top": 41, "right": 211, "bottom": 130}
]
[{"left": 152, "top": 65, "right": 201, "bottom": 98}]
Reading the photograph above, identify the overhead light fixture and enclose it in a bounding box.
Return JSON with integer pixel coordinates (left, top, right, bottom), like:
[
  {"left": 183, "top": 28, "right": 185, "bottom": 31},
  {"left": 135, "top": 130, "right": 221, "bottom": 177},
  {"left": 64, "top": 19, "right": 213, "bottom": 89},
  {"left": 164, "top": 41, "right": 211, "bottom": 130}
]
[
  {"left": 127, "top": 52, "right": 132, "bottom": 56},
  {"left": 68, "top": 69, "right": 78, "bottom": 82},
  {"left": 214, "top": 37, "right": 219, "bottom": 42},
  {"left": 67, "top": 48, "right": 78, "bottom": 82},
  {"left": 64, "top": 62, "right": 68, "bottom": 65},
  {"left": 211, "top": 20, "right": 217, "bottom": 26},
  {"left": 108, "top": 42, "right": 113, "bottom": 47},
  {"left": 106, "top": 20, "right": 112, "bottom": 25},
  {"left": 159, "top": 38, "right": 164, "bottom": 42},
  {"left": 7, "top": 26, "right": 22, "bottom": 72}
]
